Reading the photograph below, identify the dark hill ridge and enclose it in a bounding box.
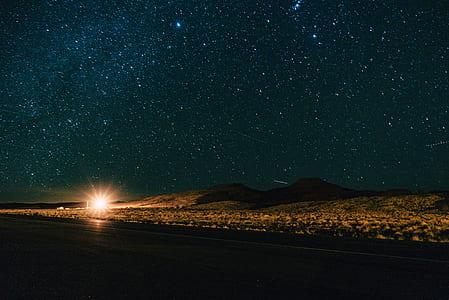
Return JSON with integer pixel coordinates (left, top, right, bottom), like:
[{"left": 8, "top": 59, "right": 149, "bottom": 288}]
[
  {"left": 113, "top": 183, "right": 264, "bottom": 208},
  {"left": 114, "top": 178, "right": 413, "bottom": 209},
  {"left": 262, "top": 178, "right": 411, "bottom": 205},
  {"left": 0, "top": 178, "right": 413, "bottom": 209},
  {"left": 196, "top": 183, "right": 263, "bottom": 204},
  {"left": 261, "top": 178, "right": 356, "bottom": 207}
]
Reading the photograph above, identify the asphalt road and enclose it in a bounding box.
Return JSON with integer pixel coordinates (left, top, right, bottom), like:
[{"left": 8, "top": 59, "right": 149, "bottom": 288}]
[{"left": 0, "top": 215, "right": 448, "bottom": 299}]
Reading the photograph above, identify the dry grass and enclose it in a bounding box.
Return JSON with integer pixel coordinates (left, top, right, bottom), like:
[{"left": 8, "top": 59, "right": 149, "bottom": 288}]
[{"left": 1, "top": 194, "right": 448, "bottom": 242}]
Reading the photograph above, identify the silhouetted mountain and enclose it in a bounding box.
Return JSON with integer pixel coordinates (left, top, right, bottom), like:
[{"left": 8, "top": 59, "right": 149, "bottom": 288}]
[
  {"left": 118, "top": 178, "right": 414, "bottom": 209},
  {"left": 261, "top": 178, "right": 356, "bottom": 206},
  {"left": 1, "top": 179, "right": 416, "bottom": 209},
  {"left": 197, "top": 183, "right": 263, "bottom": 204},
  {"left": 261, "top": 179, "right": 413, "bottom": 206},
  {"left": 113, "top": 183, "right": 263, "bottom": 208}
]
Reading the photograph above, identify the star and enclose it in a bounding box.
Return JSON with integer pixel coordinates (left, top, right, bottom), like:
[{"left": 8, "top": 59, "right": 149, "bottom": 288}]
[{"left": 292, "top": 0, "right": 303, "bottom": 10}]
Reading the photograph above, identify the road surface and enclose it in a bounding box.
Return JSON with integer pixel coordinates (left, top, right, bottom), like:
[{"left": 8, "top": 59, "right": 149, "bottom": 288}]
[{"left": 0, "top": 214, "right": 448, "bottom": 299}]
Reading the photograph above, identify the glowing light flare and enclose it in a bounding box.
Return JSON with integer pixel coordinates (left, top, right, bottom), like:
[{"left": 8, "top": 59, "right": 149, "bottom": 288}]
[
  {"left": 92, "top": 196, "right": 108, "bottom": 209},
  {"left": 86, "top": 185, "right": 117, "bottom": 209}
]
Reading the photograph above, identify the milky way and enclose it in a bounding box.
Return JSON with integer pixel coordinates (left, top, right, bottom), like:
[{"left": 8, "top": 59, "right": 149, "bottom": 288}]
[{"left": 0, "top": 0, "right": 448, "bottom": 200}]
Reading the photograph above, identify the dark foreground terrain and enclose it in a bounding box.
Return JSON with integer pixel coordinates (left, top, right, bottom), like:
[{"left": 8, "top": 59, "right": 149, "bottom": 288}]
[{"left": 1, "top": 215, "right": 448, "bottom": 299}]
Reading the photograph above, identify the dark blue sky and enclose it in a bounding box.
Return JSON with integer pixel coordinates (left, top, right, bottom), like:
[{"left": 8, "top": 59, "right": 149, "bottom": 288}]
[{"left": 1, "top": 0, "right": 448, "bottom": 201}]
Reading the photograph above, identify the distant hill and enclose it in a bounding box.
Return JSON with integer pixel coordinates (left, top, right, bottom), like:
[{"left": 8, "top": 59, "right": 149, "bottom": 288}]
[
  {"left": 260, "top": 178, "right": 356, "bottom": 207},
  {"left": 112, "top": 183, "right": 263, "bottom": 208},
  {"left": 259, "top": 178, "right": 412, "bottom": 207},
  {"left": 114, "top": 178, "right": 413, "bottom": 209}
]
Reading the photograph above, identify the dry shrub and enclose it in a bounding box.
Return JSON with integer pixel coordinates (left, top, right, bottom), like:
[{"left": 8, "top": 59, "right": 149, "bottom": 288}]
[{"left": 1, "top": 194, "right": 449, "bottom": 242}]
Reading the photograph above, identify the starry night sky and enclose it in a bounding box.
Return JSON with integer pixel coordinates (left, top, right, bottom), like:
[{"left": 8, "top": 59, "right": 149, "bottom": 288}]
[{"left": 1, "top": 0, "right": 448, "bottom": 202}]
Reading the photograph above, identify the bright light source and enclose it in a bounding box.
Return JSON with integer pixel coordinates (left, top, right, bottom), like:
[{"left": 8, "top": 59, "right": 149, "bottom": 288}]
[
  {"left": 93, "top": 196, "right": 108, "bottom": 209},
  {"left": 86, "top": 185, "right": 117, "bottom": 209}
]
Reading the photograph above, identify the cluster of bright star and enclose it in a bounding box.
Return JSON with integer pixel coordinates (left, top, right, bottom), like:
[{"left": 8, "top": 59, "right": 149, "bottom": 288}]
[{"left": 292, "top": 0, "right": 303, "bottom": 10}]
